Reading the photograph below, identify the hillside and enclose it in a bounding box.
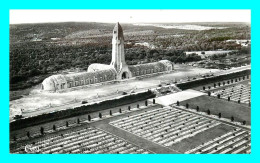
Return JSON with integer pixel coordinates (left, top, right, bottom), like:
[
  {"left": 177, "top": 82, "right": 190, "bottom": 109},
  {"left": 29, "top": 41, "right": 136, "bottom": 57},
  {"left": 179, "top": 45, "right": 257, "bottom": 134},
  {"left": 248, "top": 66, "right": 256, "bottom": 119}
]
[{"left": 9, "top": 22, "right": 251, "bottom": 92}]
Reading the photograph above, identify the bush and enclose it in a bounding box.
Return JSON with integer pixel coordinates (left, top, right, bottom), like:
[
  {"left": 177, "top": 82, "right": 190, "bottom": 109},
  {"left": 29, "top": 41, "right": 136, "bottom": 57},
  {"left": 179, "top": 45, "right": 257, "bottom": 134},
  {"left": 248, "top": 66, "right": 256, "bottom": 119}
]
[
  {"left": 81, "top": 100, "right": 88, "bottom": 104},
  {"left": 176, "top": 70, "right": 250, "bottom": 90}
]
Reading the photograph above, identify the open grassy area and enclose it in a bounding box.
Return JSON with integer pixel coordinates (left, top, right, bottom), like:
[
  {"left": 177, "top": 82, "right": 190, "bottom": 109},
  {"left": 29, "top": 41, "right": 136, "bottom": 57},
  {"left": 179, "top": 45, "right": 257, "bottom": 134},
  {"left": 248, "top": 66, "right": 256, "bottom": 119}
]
[{"left": 180, "top": 95, "right": 251, "bottom": 125}]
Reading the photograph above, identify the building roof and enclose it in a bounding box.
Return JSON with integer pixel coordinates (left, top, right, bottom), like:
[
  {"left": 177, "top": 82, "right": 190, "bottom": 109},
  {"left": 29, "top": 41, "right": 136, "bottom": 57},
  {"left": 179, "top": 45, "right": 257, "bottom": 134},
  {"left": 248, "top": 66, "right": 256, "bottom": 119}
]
[
  {"left": 42, "top": 68, "right": 117, "bottom": 86},
  {"left": 128, "top": 62, "right": 165, "bottom": 72},
  {"left": 88, "top": 63, "right": 115, "bottom": 72}
]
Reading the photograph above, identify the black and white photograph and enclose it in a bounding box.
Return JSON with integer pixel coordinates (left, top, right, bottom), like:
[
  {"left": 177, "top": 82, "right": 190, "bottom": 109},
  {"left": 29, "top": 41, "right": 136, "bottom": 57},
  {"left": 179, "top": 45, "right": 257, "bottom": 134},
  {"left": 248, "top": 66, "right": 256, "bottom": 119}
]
[{"left": 9, "top": 10, "right": 251, "bottom": 154}]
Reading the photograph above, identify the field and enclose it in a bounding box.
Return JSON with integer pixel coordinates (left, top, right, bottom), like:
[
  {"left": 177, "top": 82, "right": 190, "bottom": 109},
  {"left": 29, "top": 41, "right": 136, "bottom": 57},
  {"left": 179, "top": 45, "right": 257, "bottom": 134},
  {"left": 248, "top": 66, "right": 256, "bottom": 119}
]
[
  {"left": 10, "top": 101, "right": 250, "bottom": 154},
  {"left": 180, "top": 95, "right": 251, "bottom": 125}
]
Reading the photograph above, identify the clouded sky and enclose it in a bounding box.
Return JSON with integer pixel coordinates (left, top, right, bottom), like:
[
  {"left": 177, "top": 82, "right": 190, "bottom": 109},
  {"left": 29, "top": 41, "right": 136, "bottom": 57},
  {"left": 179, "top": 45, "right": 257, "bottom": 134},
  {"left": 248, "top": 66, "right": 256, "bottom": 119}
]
[{"left": 9, "top": 10, "right": 251, "bottom": 24}]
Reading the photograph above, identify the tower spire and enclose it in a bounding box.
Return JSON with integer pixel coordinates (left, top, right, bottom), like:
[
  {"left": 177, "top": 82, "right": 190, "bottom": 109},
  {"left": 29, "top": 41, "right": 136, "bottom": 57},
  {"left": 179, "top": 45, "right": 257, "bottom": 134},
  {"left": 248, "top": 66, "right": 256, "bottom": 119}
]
[{"left": 110, "top": 22, "right": 132, "bottom": 79}]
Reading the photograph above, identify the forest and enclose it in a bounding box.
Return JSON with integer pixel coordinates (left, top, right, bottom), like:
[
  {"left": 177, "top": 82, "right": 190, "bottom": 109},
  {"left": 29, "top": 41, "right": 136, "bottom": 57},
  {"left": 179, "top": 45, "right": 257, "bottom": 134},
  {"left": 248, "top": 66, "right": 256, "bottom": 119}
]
[{"left": 10, "top": 22, "right": 251, "bottom": 91}]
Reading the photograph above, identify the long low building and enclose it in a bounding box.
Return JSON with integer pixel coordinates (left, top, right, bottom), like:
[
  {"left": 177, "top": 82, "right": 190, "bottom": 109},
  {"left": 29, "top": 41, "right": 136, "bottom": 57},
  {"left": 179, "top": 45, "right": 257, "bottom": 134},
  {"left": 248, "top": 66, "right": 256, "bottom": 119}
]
[{"left": 41, "top": 22, "right": 174, "bottom": 92}]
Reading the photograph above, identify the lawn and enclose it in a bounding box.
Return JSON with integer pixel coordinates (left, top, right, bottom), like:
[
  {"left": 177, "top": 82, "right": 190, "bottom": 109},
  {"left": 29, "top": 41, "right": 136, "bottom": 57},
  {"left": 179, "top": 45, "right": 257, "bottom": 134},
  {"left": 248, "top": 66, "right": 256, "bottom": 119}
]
[{"left": 180, "top": 95, "right": 251, "bottom": 125}]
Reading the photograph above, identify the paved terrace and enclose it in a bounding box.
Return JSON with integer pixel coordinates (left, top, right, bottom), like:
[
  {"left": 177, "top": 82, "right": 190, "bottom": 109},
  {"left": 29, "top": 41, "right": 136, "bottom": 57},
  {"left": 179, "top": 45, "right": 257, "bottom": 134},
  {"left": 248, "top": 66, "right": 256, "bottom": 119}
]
[{"left": 10, "top": 64, "right": 250, "bottom": 119}]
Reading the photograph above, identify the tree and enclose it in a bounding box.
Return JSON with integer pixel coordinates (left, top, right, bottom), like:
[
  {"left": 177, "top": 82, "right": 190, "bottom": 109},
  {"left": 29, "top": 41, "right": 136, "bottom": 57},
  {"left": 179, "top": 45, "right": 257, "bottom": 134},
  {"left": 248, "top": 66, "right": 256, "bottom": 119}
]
[
  {"left": 196, "top": 106, "right": 199, "bottom": 112},
  {"left": 207, "top": 109, "right": 211, "bottom": 115},
  {"left": 40, "top": 127, "right": 44, "bottom": 135},
  {"left": 153, "top": 99, "right": 155, "bottom": 104},
  {"left": 27, "top": 131, "right": 30, "bottom": 138},
  {"left": 177, "top": 101, "right": 180, "bottom": 106},
  {"left": 208, "top": 92, "right": 211, "bottom": 96},
  {"left": 218, "top": 113, "right": 222, "bottom": 118},
  {"left": 217, "top": 94, "right": 221, "bottom": 99},
  {"left": 145, "top": 100, "right": 148, "bottom": 106},
  {"left": 137, "top": 104, "right": 139, "bottom": 108},
  {"left": 88, "top": 115, "right": 91, "bottom": 121},
  {"left": 53, "top": 125, "right": 56, "bottom": 131},
  {"left": 77, "top": 118, "right": 80, "bottom": 124},
  {"left": 110, "top": 110, "right": 112, "bottom": 116},
  {"left": 119, "top": 108, "right": 122, "bottom": 113},
  {"left": 66, "top": 121, "right": 69, "bottom": 127},
  {"left": 99, "top": 113, "right": 102, "bottom": 118},
  {"left": 231, "top": 116, "right": 235, "bottom": 122},
  {"left": 128, "top": 106, "right": 131, "bottom": 111},
  {"left": 186, "top": 103, "right": 189, "bottom": 109}
]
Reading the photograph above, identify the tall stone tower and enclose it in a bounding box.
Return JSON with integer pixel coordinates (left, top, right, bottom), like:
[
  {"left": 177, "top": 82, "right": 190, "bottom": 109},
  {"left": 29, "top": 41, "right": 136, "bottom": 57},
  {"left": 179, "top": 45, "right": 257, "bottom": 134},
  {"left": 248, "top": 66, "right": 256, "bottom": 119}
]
[{"left": 110, "top": 22, "right": 132, "bottom": 80}]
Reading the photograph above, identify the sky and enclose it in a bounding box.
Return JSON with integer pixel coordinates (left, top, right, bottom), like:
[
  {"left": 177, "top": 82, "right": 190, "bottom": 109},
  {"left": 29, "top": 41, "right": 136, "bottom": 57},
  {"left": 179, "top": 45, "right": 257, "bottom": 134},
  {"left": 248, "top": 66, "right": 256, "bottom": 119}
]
[{"left": 9, "top": 10, "right": 251, "bottom": 24}]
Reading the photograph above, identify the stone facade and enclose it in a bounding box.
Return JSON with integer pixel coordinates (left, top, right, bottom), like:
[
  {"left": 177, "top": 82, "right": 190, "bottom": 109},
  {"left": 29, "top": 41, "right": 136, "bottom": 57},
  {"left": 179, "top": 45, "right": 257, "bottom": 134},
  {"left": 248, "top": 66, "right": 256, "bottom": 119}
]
[{"left": 42, "top": 22, "right": 173, "bottom": 92}]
